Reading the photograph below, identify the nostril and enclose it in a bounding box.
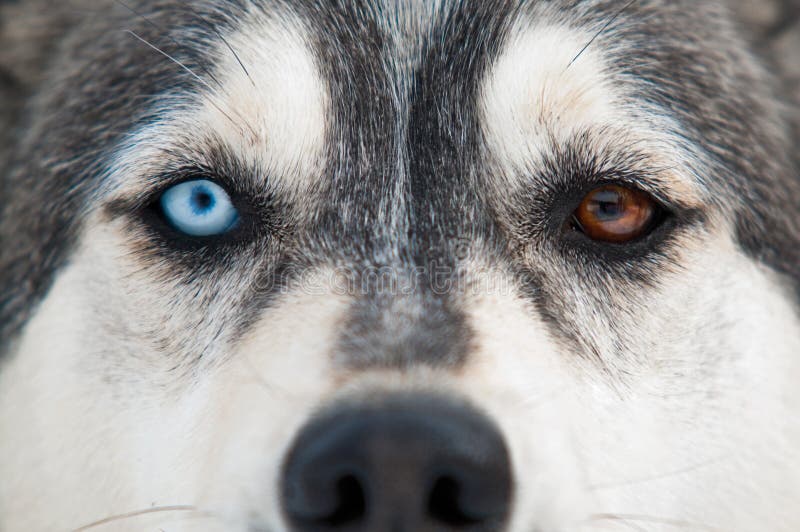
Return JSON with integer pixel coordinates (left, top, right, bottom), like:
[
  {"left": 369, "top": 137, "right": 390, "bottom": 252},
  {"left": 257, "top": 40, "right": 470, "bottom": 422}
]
[
  {"left": 427, "top": 475, "right": 482, "bottom": 528},
  {"left": 286, "top": 471, "right": 367, "bottom": 529},
  {"left": 282, "top": 396, "right": 512, "bottom": 532},
  {"left": 315, "top": 474, "right": 367, "bottom": 528}
]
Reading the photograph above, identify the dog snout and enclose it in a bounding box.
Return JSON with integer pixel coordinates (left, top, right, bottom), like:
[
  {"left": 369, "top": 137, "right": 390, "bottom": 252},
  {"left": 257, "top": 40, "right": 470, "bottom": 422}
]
[{"left": 281, "top": 395, "right": 513, "bottom": 532}]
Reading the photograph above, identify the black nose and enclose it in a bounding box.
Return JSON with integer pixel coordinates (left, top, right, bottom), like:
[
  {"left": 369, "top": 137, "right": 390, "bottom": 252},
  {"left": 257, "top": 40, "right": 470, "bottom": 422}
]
[{"left": 281, "top": 395, "right": 512, "bottom": 532}]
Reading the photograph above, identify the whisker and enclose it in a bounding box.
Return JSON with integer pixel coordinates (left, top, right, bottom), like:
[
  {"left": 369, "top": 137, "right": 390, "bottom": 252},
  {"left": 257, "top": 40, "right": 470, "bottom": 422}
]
[
  {"left": 238, "top": 352, "right": 291, "bottom": 399},
  {"left": 177, "top": 0, "right": 257, "bottom": 89},
  {"left": 589, "top": 513, "right": 724, "bottom": 532},
  {"left": 217, "top": 32, "right": 256, "bottom": 88},
  {"left": 114, "top": 0, "right": 225, "bottom": 90},
  {"left": 123, "top": 30, "right": 240, "bottom": 128},
  {"left": 587, "top": 457, "right": 723, "bottom": 492},
  {"left": 72, "top": 505, "right": 199, "bottom": 531},
  {"left": 517, "top": 387, "right": 564, "bottom": 410},
  {"left": 592, "top": 516, "right": 648, "bottom": 532},
  {"left": 566, "top": 0, "right": 636, "bottom": 70},
  {"left": 124, "top": 29, "right": 216, "bottom": 97}
]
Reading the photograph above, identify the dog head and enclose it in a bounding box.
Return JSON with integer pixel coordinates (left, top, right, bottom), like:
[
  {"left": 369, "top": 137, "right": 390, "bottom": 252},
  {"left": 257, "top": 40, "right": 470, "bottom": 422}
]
[{"left": 1, "top": 1, "right": 799, "bottom": 531}]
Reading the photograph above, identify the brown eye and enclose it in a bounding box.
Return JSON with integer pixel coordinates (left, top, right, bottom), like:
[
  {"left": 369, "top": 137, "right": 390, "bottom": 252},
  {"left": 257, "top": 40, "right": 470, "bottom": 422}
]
[{"left": 572, "top": 184, "right": 659, "bottom": 243}]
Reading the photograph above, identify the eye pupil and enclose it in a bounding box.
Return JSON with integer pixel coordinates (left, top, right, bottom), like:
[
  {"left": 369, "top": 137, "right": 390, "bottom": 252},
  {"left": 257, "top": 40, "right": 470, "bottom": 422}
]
[
  {"left": 589, "top": 190, "right": 625, "bottom": 220},
  {"left": 572, "top": 184, "right": 659, "bottom": 244},
  {"left": 191, "top": 188, "right": 216, "bottom": 213}
]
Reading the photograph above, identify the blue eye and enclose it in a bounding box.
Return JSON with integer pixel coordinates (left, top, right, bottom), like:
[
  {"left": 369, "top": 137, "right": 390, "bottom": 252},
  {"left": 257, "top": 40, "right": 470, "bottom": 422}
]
[{"left": 159, "top": 179, "right": 240, "bottom": 237}]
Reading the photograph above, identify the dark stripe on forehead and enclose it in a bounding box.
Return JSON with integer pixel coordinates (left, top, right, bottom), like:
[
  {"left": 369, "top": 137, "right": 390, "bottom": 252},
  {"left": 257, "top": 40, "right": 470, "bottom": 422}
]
[
  {"left": 295, "top": 0, "right": 521, "bottom": 254},
  {"left": 290, "top": 1, "right": 519, "bottom": 368},
  {"left": 405, "top": 1, "right": 519, "bottom": 257},
  {"left": 300, "top": 1, "right": 399, "bottom": 214}
]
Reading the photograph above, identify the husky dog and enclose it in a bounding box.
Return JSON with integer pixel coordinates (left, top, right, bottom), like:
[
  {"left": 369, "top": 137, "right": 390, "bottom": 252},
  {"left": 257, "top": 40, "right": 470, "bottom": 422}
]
[{"left": 1, "top": 0, "right": 799, "bottom": 530}]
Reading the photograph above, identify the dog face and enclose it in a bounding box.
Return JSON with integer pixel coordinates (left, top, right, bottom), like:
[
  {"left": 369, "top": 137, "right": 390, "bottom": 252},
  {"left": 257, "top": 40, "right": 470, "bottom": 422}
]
[{"left": 1, "top": 1, "right": 799, "bottom": 531}]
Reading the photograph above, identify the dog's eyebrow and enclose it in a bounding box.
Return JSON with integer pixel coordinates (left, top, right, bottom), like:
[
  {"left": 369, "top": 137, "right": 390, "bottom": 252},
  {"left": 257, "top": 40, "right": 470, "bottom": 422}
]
[
  {"left": 102, "top": 133, "right": 279, "bottom": 206},
  {"left": 97, "top": 9, "right": 328, "bottom": 208},
  {"left": 525, "top": 130, "right": 705, "bottom": 214},
  {"left": 480, "top": 16, "right": 708, "bottom": 210}
]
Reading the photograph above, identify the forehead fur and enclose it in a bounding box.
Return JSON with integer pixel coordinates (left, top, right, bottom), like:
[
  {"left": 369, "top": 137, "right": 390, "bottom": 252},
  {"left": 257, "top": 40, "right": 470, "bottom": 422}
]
[
  {"left": 197, "top": 9, "right": 328, "bottom": 186},
  {"left": 0, "top": 0, "right": 799, "bottom": 348},
  {"left": 479, "top": 19, "right": 705, "bottom": 208}
]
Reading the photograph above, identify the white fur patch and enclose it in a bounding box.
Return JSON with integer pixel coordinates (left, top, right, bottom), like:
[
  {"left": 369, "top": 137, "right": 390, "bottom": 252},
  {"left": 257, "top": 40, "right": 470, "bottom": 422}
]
[
  {"left": 104, "top": 11, "right": 327, "bottom": 202},
  {"left": 0, "top": 219, "right": 349, "bottom": 530},
  {"left": 197, "top": 13, "right": 328, "bottom": 186},
  {"left": 481, "top": 24, "right": 620, "bottom": 172},
  {"left": 454, "top": 240, "right": 800, "bottom": 532},
  {"left": 480, "top": 22, "right": 705, "bottom": 204}
]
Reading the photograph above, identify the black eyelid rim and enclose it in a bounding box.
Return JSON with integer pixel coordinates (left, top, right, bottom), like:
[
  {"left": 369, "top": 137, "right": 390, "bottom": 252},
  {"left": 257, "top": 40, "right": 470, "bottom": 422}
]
[
  {"left": 109, "top": 163, "right": 282, "bottom": 227},
  {"left": 573, "top": 173, "right": 692, "bottom": 213},
  {"left": 559, "top": 210, "right": 698, "bottom": 263},
  {"left": 519, "top": 172, "right": 707, "bottom": 261},
  {"left": 543, "top": 175, "right": 684, "bottom": 234},
  {"left": 563, "top": 197, "right": 704, "bottom": 261},
  {"left": 103, "top": 165, "right": 271, "bottom": 251}
]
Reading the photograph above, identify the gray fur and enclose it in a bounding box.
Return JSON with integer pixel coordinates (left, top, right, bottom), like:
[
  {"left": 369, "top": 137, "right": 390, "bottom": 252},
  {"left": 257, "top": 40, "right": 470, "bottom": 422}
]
[{"left": 0, "top": 1, "right": 799, "bottom": 529}]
